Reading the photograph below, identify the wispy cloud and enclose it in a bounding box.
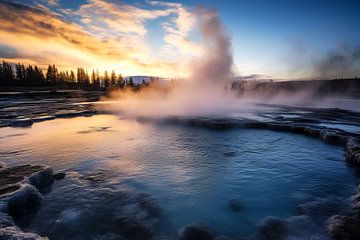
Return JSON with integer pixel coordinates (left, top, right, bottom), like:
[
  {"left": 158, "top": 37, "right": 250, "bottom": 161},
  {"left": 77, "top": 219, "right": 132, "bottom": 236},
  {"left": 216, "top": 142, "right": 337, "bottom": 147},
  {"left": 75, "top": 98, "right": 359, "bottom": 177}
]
[
  {"left": 0, "top": 0, "right": 208, "bottom": 77},
  {"left": 45, "top": 0, "right": 59, "bottom": 7},
  {"left": 76, "top": 0, "right": 174, "bottom": 36}
]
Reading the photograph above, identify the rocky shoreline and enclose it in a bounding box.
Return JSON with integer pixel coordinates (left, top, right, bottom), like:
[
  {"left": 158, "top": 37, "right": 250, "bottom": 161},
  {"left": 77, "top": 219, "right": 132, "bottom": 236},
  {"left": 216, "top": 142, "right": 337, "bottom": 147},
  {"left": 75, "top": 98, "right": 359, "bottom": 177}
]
[
  {"left": 0, "top": 90, "right": 105, "bottom": 128},
  {"left": 1, "top": 97, "right": 360, "bottom": 239},
  {"left": 0, "top": 164, "right": 63, "bottom": 239},
  {"left": 137, "top": 113, "right": 360, "bottom": 239}
]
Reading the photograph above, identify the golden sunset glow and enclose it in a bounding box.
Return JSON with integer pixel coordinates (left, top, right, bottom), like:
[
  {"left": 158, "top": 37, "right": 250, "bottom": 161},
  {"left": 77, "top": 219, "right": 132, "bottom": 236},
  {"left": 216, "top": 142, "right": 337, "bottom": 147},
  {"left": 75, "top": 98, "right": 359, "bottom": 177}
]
[{"left": 0, "top": 0, "right": 206, "bottom": 78}]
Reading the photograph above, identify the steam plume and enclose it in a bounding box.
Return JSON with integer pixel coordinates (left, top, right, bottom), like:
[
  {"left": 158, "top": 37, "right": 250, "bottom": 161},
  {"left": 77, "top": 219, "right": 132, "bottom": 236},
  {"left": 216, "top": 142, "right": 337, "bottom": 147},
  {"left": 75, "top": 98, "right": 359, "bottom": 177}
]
[
  {"left": 190, "top": 9, "right": 233, "bottom": 86},
  {"left": 103, "top": 9, "right": 236, "bottom": 117}
]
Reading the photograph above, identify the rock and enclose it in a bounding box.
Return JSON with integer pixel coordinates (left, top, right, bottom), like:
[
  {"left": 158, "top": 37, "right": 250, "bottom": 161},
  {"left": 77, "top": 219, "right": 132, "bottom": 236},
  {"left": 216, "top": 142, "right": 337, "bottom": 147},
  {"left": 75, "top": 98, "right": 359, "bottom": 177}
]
[
  {"left": 0, "top": 164, "right": 55, "bottom": 239},
  {"left": 266, "top": 123, "right": 291, "bottom": 132},
  {"left": 114, "top": 193, "right": 161, "bottom": 240},
  {"left": 327, "top": 215, "right": 360, "bottom": 240},
  {"left": 296, "top": 197, "right": 345, "bottom": 220},
  {"left": 53, "top": 172, "right": 66, "bottom": 180},
  {"left": 319, "top": 130, "right": 348, "bottom": 145},
  {"left": 136, "top": 192, "right": 160, "bottom": 217},
  {"left": 229, "top": 199, "right": 243, "bottom": 212},
  {"left": 351, "top": 192, "right": 360, "bottom": 208},
  {"left": 0, "top": 226, "right": 48, "bottom": 240},
  {"left": 214, "top": 235, "right": 232, "bottom": 240},
  {"left": 289, "top": 125, "right": 306, "bottom": 133},
  {"left": 6, "top": 184, "right": 42, "bottom": 217},
  {"left": 116, "top": 215, "right": 155, "bottom": 240},
  {"left": 177, "top": 224, "right": 215, "bottom": 240},
  {"left": 55, "top": 110, "right": 96, "bottom": 119},
  {"left": 95, "top": 233, "right": 126, "bottom": 240},
  {"left": 303, "top": 127, "right": 321, "bottom": 137},
  {"left": 258, "top": 217, "right": 288, "bottom": 240},
  {"left": 0, "top": 165, "right": 49, "bottom": 192},
  {"left": 0, "top": 165, "right": 52, "bottom": 196},
  {"left": 0, "top": 212, "right": 14, "bottom": 228},
  {"left": 9, "top": 119, "right": 33, "bottom": 128},
  {"left": 0, "top": 165, "right": 54, "bottom": 197},
  {"left": 31, "top": 116, "right": 56, "bottom": 123},
  {"left": 345, "top": 137, "right": 360, "bottom": 165},
  {"left": 252, "top": 215, "right": 322, "bottom": 240},
  {"left": 27, "top": 167, "right": 53, "bottom": 192}
]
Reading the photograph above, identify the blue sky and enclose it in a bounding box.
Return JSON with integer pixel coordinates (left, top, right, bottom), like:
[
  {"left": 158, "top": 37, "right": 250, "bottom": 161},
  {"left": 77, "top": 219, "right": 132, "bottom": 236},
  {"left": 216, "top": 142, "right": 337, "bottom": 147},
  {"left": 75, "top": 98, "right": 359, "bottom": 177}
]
[{"left": 0, "top": 0, "right": 359, "bottom": 79}]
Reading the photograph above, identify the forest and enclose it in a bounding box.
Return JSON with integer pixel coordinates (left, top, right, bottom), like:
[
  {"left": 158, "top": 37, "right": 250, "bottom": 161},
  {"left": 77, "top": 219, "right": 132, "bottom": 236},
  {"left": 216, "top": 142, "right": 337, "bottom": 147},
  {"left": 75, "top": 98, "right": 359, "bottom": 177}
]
[{"left": 0, "top": 60, "right": 154, "bottom": 90}]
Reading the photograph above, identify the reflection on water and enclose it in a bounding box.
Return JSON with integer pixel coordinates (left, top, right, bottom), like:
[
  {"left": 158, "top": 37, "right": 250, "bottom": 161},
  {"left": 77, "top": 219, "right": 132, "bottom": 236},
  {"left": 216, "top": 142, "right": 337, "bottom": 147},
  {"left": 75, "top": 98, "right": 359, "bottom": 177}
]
[{"left": 0, "top": 115, "right": 358, "bottom": 239}]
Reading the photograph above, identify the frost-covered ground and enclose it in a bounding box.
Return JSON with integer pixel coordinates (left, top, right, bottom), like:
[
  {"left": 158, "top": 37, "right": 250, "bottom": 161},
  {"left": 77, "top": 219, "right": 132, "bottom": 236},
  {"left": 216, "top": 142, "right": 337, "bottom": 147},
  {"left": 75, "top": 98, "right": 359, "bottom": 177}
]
[{"left": 0, "top": 90, "right": 104, "bottom": 128}]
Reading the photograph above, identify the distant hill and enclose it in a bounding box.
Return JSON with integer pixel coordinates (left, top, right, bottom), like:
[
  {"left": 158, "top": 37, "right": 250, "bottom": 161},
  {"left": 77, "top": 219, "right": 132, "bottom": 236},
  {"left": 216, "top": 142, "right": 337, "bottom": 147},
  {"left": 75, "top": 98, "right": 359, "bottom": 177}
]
[
  {"left": 232, "top": 78, "right": 360, "bottom": 98},
  {"left": 123, "top": 76, "right": 171, "bottom": 85}
]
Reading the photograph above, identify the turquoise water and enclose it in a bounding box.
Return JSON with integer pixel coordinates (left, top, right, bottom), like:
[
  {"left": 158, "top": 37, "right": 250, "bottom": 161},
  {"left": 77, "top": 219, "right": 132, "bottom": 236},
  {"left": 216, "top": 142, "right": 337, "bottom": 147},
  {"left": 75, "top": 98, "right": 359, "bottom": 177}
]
[{"left": 0, "top": 115, "right": 358, "bottom": 239}]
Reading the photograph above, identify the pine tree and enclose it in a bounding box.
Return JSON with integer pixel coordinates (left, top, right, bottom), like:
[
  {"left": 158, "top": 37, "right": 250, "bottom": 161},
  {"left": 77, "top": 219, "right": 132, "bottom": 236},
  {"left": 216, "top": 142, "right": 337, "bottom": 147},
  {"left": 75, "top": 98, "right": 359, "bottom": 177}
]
[
  {"left": 128, "top": 77, "right": 134, "bottom": 88},
  {"left": 70, "top": 70, "right": 76, "bottom": 83},
  {"left": 0, "top": 61, "right": 14, "bottom": 85},
  {"left": 110, "top": 70, "right": 116, "bottom": 88},
  {"left": 103, "top": 70, "right": 109, "bottom": 89},
  {"left": 117, "top": 74, "right": 124, "bottom": 88}
]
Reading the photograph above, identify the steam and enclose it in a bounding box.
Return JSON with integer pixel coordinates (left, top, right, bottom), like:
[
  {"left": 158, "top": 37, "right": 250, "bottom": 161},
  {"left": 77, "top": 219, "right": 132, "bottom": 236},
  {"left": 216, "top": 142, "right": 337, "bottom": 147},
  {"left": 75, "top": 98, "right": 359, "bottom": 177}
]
[
  {"left": 102, "top": 10, "right": 360, "bottom": 117},
  {"left": 102, "top": 9, "right": 239, "bottom": 118},
  {"left": 190, "top": 9, "right": 233, "bottom": 86},
  {"left": 315, "top": 43, "right": 360, "bottom": 78}
]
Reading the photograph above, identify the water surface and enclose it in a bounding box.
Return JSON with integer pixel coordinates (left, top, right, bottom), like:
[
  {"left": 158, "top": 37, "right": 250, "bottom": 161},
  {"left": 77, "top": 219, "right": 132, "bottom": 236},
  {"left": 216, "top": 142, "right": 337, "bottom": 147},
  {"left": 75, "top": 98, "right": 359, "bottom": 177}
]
[{"left": 0, "top": 114, "right": 357, "bottom": 239}]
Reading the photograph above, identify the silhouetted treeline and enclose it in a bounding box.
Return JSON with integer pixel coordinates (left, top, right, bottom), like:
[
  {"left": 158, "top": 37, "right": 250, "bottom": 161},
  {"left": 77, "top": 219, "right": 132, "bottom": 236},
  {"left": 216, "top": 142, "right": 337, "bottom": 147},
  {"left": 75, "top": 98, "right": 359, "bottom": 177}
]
[{"left": 0, "top": 60, "right": 148, "bottom": 91}]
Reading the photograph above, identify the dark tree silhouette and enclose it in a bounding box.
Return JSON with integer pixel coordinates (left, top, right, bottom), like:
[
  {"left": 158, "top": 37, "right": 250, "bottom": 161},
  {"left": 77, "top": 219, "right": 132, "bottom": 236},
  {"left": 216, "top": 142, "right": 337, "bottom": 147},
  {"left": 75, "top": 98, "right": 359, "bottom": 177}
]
[
  {"left": 103, "top": 70, "right": 110, "bottom": 89},
  {"left": 127, "top": 77, "right": 134, "bottom": 88},
  {"left": 110, "top": 70, "right": 116, "bottom": 88},
  {"left": 0, "top": 60, "right": 154, "bottom": 91},
  {"left": 15, "top": 63, "right": 26, "bottom": 83},
  {"left": 117, "top": 74, "right": 124, "bottom": 88},
  {"left": 0, "top": 60, "right": 14, "bottom": 85}
]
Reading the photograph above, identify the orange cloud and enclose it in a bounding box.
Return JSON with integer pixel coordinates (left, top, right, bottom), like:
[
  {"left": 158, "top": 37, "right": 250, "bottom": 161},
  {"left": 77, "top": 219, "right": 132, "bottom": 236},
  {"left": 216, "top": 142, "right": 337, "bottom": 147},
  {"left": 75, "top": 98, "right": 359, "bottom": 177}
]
[{"left": 0, "top": 0, "right": 206, "bottom": 78}]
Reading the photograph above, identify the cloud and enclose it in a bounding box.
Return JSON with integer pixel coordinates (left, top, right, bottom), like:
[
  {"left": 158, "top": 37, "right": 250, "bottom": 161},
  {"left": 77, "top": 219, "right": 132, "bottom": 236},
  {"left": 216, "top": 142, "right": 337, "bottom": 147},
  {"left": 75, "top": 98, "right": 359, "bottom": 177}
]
[
  {"left": 0, "top": 45, "right": 19, "bottom": 59},
  {"left": 146, "top": 0, "right": 181, "bottom": 8},
  {"left": 0, "top": 0, "right": 211, "bottom": 77},
  {"left": 44, "top": 0, "right": 59, "bottom": 6},
  {"left": 80, "top": 18, "right": 92, "bottom": 24},
  {"left": 149, "top": 1, "right": 204, "bottom": 58},
  {"left": 76, "top": 0, "right": 174, "bottom": 36},
  {"left": 175, "top": 7, "right": 195, "bottom": 36}
]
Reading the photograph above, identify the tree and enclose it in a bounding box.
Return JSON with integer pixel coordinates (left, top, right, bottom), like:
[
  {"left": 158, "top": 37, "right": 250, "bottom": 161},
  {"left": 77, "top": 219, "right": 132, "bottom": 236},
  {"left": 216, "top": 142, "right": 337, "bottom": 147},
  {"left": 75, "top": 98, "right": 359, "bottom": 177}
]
[
  {"left": 0, "top": 61, "right": 14, "bottom": 85},
  {"left": 110, "top": 70, "right": 116, "bottom": 88},
  {"left": 91, "top": 69, "right": 99, "bottom": 89},
  {"left": 70, "top": 70, "right": 76, "bottom": 83},
  {"left": 26, "top": 65, "right": 34, "bottom": 86},
  {"left": 46, "top": 64, "right": 57, "bottom": 84},
  {"left": 117, "top": 74, "right": 124, "bottom": 88},
  {"left": 15, "top": 63, "right": 26, "bottom": 83},
  {"left": 91, "top": 70, "right": 96, "bottom": 84},
  {"left": 127, "top": 77, "right": 134, "bottom": 88},
  {"left": 103, "top": 70, "right": 109, "bottom": 89},
  {"left": 96, "top": 70, "right": 100, "bottom": 87},
  {"left": 33, "top": 65, "right": 44, "bottom": 85},
  {"left": 0, "top": 60, "right": 130, "bottom": 91}
]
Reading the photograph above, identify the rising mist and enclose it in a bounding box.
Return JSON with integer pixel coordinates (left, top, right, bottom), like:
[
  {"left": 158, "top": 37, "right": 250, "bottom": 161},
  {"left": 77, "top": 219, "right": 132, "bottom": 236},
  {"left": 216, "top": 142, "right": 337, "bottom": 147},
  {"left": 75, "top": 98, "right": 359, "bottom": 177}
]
[{"left": 102, "top": 8, "right": 246, "bottom": 118}]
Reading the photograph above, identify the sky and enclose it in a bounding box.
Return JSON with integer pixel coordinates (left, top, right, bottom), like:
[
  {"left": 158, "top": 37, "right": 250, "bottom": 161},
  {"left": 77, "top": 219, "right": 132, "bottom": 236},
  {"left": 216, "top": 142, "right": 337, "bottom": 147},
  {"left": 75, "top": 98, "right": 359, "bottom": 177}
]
[{"left": 0, "top": 0, "right": 359, "bottom": 79}]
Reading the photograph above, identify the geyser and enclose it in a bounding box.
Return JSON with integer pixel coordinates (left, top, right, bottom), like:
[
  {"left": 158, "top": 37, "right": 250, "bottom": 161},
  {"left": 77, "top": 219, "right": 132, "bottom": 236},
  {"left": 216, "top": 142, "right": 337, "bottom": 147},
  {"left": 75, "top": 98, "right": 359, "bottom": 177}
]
[{"left": 102, "top": 8, "right": 238, "bottom": 117}]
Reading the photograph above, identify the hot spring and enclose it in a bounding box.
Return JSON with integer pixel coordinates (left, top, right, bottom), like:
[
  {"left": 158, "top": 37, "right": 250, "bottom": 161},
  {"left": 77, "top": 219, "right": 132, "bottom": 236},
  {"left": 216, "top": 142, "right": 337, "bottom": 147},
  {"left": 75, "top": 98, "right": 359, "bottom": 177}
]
[{"left": 0, "top": 114, "right": 358, "bottom": 239}]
